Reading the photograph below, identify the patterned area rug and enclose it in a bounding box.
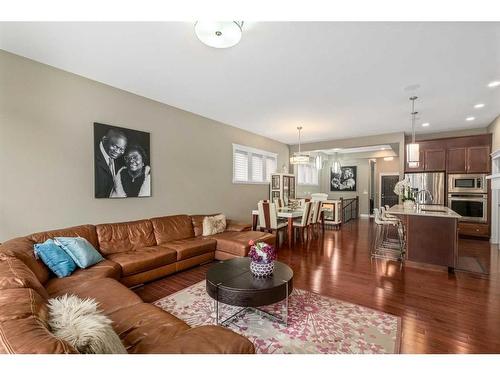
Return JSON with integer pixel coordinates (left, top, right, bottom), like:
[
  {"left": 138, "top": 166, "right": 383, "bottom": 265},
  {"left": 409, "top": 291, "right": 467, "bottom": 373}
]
[{"left": 154, "top": 281, "right": 401, "bottom": 354}]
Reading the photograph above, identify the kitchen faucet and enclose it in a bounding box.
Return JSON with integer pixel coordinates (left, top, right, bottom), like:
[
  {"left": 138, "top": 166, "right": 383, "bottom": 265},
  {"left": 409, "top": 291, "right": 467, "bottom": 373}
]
[{"left": 415, "top": 189, "right": 433, "bottom": 210}]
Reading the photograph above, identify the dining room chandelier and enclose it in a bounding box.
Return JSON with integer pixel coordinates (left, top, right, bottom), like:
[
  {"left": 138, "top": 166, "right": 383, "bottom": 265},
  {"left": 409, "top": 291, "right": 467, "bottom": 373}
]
[
  {"left": 406, "top": 96, "right": 420, "bottom": 168},
  {"left": 290, "top": 126, "right": 312, "bottom": 165}
]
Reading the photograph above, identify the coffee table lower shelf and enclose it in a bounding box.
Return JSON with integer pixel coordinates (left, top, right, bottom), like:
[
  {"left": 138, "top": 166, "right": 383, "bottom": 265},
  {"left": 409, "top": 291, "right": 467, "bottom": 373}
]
[{"left": 213, "top": 281, "right": 290, "bottom": 327}]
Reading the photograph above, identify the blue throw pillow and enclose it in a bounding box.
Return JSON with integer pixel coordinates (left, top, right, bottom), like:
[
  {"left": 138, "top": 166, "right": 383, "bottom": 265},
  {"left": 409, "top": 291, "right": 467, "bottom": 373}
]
[
  {"left": 34, "top": 239, "right": 77, "bottom": 278},
  {"left": 54, "top": 237, "right": 104, "bottom": 269}
]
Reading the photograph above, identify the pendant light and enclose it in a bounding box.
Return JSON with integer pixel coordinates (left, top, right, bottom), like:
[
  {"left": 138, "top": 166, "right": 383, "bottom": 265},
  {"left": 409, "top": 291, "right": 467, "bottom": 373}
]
[
  {"left": 331, "top": 152, "right": 342, "bottom": 174},
  {"left": 290, "top": 126, "right": 312, "bottom": 165},
  {"left": 406, "top": 96, "right": 420, "bottom": 168},
  {"left": 194, "top": 21, "right": 244, "bottom": 49},
  {"left": 314, "top": 154, "right": 323, "bottom": 170}
]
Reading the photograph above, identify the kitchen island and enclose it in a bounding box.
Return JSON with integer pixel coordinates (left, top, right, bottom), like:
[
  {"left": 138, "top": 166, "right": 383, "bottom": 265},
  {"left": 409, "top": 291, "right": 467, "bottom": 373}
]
[{"left": 388, "top": 204, "right": 461, "bottom": 271}]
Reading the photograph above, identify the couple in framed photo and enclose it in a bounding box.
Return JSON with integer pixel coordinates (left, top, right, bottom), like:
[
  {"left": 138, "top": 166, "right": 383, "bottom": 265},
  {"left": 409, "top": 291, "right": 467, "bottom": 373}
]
[{"left": 94, "top": 122, "right": 152, "bottom": 198}]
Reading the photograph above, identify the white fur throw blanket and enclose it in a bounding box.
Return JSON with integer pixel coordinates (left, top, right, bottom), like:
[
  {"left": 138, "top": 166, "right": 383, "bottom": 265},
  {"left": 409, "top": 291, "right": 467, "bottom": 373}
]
[{"left": 48, "top": 294, "right": 127, "bottom": 354}]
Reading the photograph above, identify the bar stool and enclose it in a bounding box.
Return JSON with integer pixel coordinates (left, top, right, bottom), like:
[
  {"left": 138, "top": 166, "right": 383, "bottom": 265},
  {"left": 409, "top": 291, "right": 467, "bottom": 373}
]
[{"left": 372, "top": 208, "right": 405, "bottom": 264}]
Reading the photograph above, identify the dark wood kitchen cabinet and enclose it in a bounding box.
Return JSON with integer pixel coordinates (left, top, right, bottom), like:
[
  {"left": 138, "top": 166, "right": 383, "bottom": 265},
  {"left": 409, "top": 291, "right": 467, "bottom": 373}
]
[
  {"left": 424, "top": 149, "right": 446, "bottom": 171},
  {"left": 447, "top": 147, "right": 467, "bottom": 173},
  {"left": 405, "top": 134, "right": 492, "bottom": 174},
  {"left": 467, "top": 145, "right": 490, "bottom": 173},
  {"left": 446, "top": 145, "right": 490, "bottom": 173}
]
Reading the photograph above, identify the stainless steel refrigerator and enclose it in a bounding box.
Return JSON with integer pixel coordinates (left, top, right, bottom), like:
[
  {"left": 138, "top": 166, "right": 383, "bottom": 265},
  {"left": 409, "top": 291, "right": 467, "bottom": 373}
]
[{"left": 404, "top": 172, "right": 446, "bottom": 205}]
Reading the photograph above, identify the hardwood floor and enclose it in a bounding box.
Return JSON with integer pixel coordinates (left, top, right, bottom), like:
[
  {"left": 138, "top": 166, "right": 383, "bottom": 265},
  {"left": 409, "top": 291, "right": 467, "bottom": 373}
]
[{"left": 135, "top": 218, "right": 500, "bottom": 354}]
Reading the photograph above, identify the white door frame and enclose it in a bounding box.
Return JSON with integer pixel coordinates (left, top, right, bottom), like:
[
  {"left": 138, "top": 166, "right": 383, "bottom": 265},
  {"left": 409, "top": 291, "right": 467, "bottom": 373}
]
[{"left": 379, "top": 172, "right": 400, "bottom": 208}]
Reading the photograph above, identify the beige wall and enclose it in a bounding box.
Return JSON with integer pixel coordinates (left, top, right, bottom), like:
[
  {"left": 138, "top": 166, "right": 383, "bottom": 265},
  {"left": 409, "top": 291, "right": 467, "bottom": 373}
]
[
  {"left": 488, "top": 115, "right": 500, "bottom": 152},
  {"left": 296, "top": 156, "right": 370, "bottom": 215},
  {"left": 0, "top": 51, "right": 289, "bottom": 241}
]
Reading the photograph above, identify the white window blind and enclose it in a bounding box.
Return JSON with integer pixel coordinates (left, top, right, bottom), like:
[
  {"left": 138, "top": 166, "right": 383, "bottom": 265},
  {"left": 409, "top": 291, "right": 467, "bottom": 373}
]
[
  {"left": 233, "top": 150, "right": 249, "bottom": 182},
  {"left": 233, "top": 144, "right": 278, "bottom": 184},
  {"left": 297, "top": 164, "right": 319, "bottom": 186}
]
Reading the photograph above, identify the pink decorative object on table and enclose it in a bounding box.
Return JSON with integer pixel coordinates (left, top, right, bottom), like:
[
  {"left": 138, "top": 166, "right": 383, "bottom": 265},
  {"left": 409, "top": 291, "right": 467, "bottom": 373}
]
[{"left": 248, "top": 241, "right": 277, "bottom": 277}]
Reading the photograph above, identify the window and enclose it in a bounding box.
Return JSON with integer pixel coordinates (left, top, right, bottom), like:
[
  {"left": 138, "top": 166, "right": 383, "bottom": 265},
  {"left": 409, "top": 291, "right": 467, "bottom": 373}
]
[
  {"left": 297, "top": 164, "right": 319, "bottom": 186},
  {"left": 233, "top": 144, "right": 278, "bottom": 184}
]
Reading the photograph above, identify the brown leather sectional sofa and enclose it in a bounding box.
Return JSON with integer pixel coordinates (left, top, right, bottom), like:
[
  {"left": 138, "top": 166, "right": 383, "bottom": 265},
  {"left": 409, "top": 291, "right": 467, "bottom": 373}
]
[{"left": 0, "top": 214, "right": 276, "bottom": 354}]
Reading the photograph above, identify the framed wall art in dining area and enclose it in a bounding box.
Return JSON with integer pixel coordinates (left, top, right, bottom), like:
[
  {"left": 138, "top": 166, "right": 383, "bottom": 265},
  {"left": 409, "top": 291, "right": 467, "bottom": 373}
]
[{"left": 330, "top": 166, "right": 357, "bottom": 192}]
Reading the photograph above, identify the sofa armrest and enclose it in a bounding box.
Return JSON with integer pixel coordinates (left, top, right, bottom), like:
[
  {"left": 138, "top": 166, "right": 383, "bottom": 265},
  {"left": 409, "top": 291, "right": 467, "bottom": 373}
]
[{"left": 225, "top": 220, "right": 252, "bottom": 232}]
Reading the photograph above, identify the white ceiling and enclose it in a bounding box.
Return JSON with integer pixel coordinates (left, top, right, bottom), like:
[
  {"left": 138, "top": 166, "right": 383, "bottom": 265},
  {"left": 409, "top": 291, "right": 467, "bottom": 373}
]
[{"left": 1, "top": 22, "right": 499, "bottom": 144}]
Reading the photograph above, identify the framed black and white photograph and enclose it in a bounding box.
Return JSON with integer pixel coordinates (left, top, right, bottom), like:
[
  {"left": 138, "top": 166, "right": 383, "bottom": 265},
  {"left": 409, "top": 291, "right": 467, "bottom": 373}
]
[
  {"left": 330, "top": 166, "right": 357, "bottom": 192},
  {"left": 94, "top": 122, "right": 151, "bottom": 198}
]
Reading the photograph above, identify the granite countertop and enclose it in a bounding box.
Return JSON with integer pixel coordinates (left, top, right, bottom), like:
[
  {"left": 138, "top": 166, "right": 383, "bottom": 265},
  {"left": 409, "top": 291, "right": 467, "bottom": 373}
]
[{"left": 388, "top": 204, "right": 461, "bottom": 219}]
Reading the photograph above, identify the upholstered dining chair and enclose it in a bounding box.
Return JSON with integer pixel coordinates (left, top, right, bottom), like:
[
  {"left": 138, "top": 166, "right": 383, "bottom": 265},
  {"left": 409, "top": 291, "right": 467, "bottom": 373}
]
[
  {"left": 309, "top": 200, "right": 323, "bottom": 238},
  {"left": 292, "top": 201, "right": 313, "bottom": 244},
  {"left": 258, "top": 200, "right": 288, "bottom": 248},
  {"left": 273, "top": 197, "right": 285, "bottom": 208}
]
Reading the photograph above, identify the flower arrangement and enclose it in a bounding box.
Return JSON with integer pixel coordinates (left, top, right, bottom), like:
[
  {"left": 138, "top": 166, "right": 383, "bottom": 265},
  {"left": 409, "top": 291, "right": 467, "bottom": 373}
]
[
  {"left": 394, "top": 179, "right": 414, "bottom": 202},
  {"left": 248, "top": 240, "right": 276, "bottom": 277},
  {"left": 248, "top": 240, "right": 276, "bottom": 264}
]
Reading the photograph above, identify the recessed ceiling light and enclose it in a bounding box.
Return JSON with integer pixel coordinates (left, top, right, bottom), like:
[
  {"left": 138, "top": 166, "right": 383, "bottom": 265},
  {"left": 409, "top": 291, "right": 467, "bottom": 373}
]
[
  {"left": 466, "top": 117, "right": 475, "bottom": 121},
  {"left": 380, "top": 147, "right": 387, "bottom": 150},
  {"left": 422, "top": 122, "right": 430, "bottom": 127},
  {"left": 488, "top": 81, "right": 500, "bottom": 88},
  {"left": 383, "top": 157, "right": 394, "bottom": 161},
  {"left": 474, "top": 103, "right": 485, "bottom": 109}
]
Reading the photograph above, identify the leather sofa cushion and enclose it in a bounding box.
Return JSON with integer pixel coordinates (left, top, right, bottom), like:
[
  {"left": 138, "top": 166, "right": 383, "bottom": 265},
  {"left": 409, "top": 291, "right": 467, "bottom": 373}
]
[
  {"left": 190, "top": 214, "right": 220, "bottom": 237},
  {"left": 0, "top": 256, "right": 49, "bottom": 300},
  {"left": 96, "top": 219, "right": 156, "bottom": 256},
  {"left": 29, "top": 224, "right": 99, "bottom": 249},
  {"left": 162, "top": 238, "right": 217, "bottom": 261},
  {"left": 0, "top": 288, "right": 77, "bottom": 354},
  {"left": 49, "top": 277, "right": 142, "bottom": 316},
  {"left": 150, "top": 215, "right": 194, "bottom": 244},
  {"left": 44, "top": 259, "right": 121, "bottom": 296},
  {"left": 0, "top": 237, "right": 51, "bottom": 285},
  {"left": 133, "top": 325, "right": 255, "bottom": 354},
  {"left": 107, "top": 246, "right": 177, "bottom": 276},
  {"left": 209, "top": 231, "right": 276, "bottom": 257},
  {"left": 109, "top": 303, "right": 189, "bottom": 353}
]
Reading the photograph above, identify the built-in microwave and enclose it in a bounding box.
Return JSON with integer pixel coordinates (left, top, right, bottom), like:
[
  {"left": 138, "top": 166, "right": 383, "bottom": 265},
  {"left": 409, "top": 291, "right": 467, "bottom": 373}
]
[{"left": 448, "top": 174, "right": 487, "bottom": 194}]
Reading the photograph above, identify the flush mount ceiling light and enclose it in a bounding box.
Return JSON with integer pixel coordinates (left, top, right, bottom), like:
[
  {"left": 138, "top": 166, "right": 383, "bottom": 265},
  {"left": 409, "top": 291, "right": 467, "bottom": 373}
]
[
  {"left": 290, "top": 126, "right": 312, "bottom": 165},
  {"left": 466, "top": 116, "right": 475, "bottom": 121},
  {"left": 194, "top": 21, "right": 243, "bottom": 48},
  {"left": 406, "top": 96, "right": 420, "bottom": 169},
  {"left": 422, "top": 122, "right": 430, "bottom": 127},
  {"left": 474, "top": 103, "right": 485, "bottom": 109}
]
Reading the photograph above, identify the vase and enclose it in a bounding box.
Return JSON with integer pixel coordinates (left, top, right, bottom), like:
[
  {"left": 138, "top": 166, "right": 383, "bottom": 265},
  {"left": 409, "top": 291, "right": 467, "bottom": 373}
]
[
  {"left": 250, "top": 260, "right": 275, "bottom": 277},
  {"left": 403, "top": 200, "right": 415, "bottom": 210}
]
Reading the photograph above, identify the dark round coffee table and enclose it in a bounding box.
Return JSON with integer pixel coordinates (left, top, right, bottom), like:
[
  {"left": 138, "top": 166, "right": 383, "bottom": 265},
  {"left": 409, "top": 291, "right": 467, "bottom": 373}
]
[{"left": 206, "top": 257, "right": 293, "bottom": 326}]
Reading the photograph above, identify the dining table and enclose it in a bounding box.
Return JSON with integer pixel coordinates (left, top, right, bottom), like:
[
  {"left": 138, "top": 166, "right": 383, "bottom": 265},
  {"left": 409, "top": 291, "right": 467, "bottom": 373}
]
[{"left": 251, "top": 206, "right": 327, "bottom": 249}]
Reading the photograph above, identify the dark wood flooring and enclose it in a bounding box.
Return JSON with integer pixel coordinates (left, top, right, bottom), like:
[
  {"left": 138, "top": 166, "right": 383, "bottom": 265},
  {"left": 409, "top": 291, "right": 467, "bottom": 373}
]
[{"left": 135, "top": 218, "right": 500, "bottom": 354}]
